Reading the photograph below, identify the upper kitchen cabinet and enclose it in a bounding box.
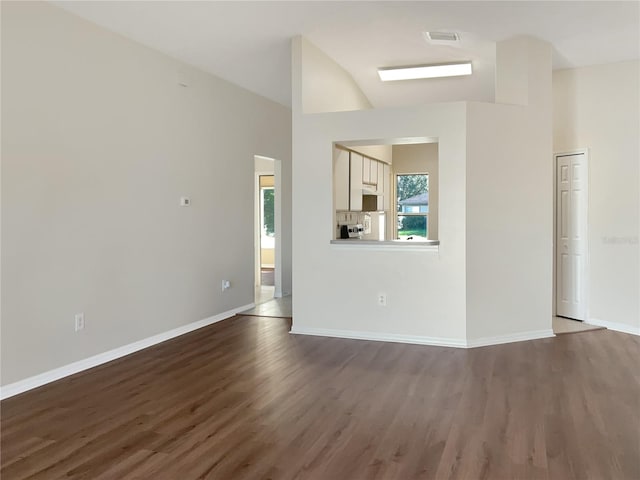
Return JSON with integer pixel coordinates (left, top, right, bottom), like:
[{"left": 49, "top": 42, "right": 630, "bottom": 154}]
[
  {"left": 377, "top": 162, "right": 384, "bottom": 194},
  {"left": 334, "top": 148, "right": 350, "bottom": 211},
  {"left": 370, "top": 163, "right": 387, "bottom": 211},
  {"left": 362, "top": 156, "right": 371, "bottom": 184},
  {"left": 333, "top": 145, "right": 392, "bottom": 212},
  {"left": 362, "top": 156, "right": 379, "bottom": 191},
  {"left": 370, "top": 159, "right": 378, "bottom": 185},
  {"left": 349, "top": 152, "right": 363, "bottom": 211}
]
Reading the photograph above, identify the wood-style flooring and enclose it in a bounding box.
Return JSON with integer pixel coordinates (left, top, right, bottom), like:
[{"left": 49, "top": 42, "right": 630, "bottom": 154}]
[
  {"left": 242, "top": 295, "right": 292, "bottom": 318},
  {"left": 552, "top": 316, "right": 605, "bottom": 335},
  {"left": 1, "top": 315, "right": 639, "bottom": 479}
]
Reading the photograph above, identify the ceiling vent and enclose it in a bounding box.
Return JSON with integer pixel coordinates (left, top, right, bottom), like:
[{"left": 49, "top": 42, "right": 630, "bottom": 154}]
[{"left": 424, "top": 31, "right": 460, "bottom": 44}]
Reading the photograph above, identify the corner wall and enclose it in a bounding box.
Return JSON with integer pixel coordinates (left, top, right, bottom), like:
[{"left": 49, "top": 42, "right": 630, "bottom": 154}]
[
  {"left": 465, "top": 37, "right": 553, "bottom": 341},
  {"left": 291, "top": 35, "right": 557, "bottom": 347},
  {"left": 1, "top": 1, "right": 292, "bottom": 385},
  {"left": 553, "top": 61, "right": 639, "bottom": 333},
  {"left": 296, "top": 37, "right": 371, "bottom": 114},
  {"left": 291, "top": 37, "right": 467, "bottom": 344},
  {"left": 291, "top": 105, "right": 468, "bottom": 343}
]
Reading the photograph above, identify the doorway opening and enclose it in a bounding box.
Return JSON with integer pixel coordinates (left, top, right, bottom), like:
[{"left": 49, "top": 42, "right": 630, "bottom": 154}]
[
  {"left": 554, "top": 150, "right": 589, "bottom": 330},
  {"left": 254, "top": 155, "right": 282, "bottom": 306},
  {"left": 259, "top": 175, "right": 275, "bottom": 300}
]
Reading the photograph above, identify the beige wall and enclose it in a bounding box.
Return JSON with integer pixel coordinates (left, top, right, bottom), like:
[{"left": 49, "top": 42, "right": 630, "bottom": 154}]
[
  {"left": 349, "top": 144, "right": 393, "bottom": 164},
  {"left": 1, "top": 2, "right": 292, "bottom": 385},
  {"left": 259, "top": 175, "right": 275, "bottom": 188},
  {"left": 261, "top": 249, "right": 275, "bottom": 267},
  {"left": 392, "top": 143, "right": 439, "bottom": 240},
  {"left": 297, "top": 37, "right": 371, "bottom": 114},
  {"left": 553, "top": 61, "right": 640, "bottom": 332}
]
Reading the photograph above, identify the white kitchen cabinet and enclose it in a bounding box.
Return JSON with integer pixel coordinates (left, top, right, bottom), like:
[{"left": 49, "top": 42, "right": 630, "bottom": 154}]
[
  {"left": 377, "top": 161, "right": 385, "bottom": 193},
  {"left": 362, "top": 156, "right": 371, "bottom": 184},
  {"left": 335, "top": 149, "right": 389, "bottom": 213},
  {"left": 350, "top": 152, "right": 363, "bottom": 211},
  {"left": 334, "top": 149, "right": 350, "bottom": 211},
  {"left": 370, "top": 159, "right": 378, "bottom": 185}
]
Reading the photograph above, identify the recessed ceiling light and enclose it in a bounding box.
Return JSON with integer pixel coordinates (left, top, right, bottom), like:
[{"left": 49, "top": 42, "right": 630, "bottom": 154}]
[{"left": 377, "top": 62, "right": 472, "bottom": 82}]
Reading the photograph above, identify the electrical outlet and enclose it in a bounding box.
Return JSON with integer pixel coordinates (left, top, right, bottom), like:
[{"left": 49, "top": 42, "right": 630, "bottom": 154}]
[
  {"left": 75, "top": 313, "right": 85, "bottom": 332},
  {"left": 221, "top": 280, "right": 231, "bottom": 292},
  {"left": 378, "top": 294, "right": 387, "bottom": 306}
]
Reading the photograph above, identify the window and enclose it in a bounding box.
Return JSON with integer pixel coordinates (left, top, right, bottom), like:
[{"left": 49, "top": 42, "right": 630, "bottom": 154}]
[
  {"left": 261, "top": 186, "right": 275, "bottom": 246},
  {"left": 396, "top": 174, "right": 428, "bottom": 240}
]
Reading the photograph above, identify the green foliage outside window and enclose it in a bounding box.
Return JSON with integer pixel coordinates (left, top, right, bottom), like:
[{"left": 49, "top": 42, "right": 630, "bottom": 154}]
[
  {"left": 262, "top": 188, "right": 275, "bottom": 236},
  {"left": 396, "top": 174, "right": 428, "bottom": 206},
  {"left": 396, "top": 174, "right": 428, "bottom": 238}
]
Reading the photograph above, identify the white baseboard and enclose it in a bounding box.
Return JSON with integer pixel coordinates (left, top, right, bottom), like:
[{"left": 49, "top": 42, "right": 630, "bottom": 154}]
[
  {"left": 290, "top": 326, "right": 555, "bottom": 349},
  {"left": 587, "top": 318, "right": 640, "bottom": 336},
  {"left": 290, "top": 326, "right": 467, "bottom": 348},
  {"left": 0, "top": 303, "right": 254, "bottom": 400},
  {"left": 465, "top": 329, "right": 555, "bottom": 348}
]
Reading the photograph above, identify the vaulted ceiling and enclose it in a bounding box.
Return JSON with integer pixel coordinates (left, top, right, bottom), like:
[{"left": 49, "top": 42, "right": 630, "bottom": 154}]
[{"left": 53, "top": 1, "right": 640, "bottom": 108}]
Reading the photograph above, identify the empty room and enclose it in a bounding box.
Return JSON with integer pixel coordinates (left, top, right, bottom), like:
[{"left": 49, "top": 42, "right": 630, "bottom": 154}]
[{"left": 1, "top": 1, "right": 639, "bottom": 479}]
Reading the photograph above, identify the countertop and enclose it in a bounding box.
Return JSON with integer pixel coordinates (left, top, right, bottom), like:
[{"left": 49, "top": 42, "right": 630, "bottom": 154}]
[
  {"left": 331, "top": 239, "right": 439, "bottom": 245},
  {"left": 330, "top": 239, "right": 440, "bottom": 251}
]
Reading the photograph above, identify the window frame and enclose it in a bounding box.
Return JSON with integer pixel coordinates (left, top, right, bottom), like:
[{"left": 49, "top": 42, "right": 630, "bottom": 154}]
[{"left": 394, "top": 172, "right": 429, "bottom": 240}]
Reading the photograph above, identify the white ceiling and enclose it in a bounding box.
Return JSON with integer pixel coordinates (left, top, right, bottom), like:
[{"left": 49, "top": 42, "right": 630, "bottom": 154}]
[{"left": 53, "top": 1, "right": 640, "bottom": 108}]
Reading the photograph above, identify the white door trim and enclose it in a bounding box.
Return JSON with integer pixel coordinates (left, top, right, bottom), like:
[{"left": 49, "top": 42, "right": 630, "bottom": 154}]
[
  {"left": 554, "top": 149, "right": 589, "bottom": 320},
  {"left": 274, "top": 159, "right": 283, "bottom": 297}
]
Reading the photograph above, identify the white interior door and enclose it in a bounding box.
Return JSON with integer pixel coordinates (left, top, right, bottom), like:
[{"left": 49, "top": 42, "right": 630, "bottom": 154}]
[{"left": 556, "top": 151, "right": 588, "bottom": 320}]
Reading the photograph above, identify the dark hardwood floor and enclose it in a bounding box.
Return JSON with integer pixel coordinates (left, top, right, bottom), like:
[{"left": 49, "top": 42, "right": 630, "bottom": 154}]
[{"left": 2, "top": 315, "right": 639, "bottom": 479}]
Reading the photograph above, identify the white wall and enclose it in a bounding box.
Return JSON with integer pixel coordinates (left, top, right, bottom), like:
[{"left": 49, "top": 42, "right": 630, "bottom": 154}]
[
  {"left": 292, "top": 103, "right": 468, "bottom": 342},
  {"left": 292, "top": 36, "right": 556, "bottom": 346},
  {"left": 553, "top": 61, "right": 640, "bottom": 332},
  {"left": 292, "top": 37, "right": 467, "bottom": 343},
  {"left": 392, "top": 143, "right": 439, "bottom": 240},
  {"left": 1, "top": 1, "right": 292, "bottom": 385},
  {"left": 465, "top": 37, "right": 553, "bottom": 341}
]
